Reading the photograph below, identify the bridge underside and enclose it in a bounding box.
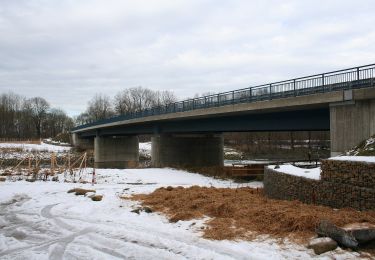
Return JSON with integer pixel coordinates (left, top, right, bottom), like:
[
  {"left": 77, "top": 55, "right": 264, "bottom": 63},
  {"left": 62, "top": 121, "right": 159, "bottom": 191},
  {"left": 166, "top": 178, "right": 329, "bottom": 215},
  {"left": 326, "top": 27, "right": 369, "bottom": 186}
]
[
  {"left": 73, "top": 107, "right": 330, "bottom": 169},
  {"left": 79, "top": 108, "right": 330, "bottom": 138}
]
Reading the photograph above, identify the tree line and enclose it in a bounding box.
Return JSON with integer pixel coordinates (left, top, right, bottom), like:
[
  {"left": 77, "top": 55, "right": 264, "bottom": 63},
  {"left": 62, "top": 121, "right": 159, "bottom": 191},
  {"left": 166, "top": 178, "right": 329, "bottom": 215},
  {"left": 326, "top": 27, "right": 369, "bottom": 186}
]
[
  {"left": 75, "top": 87, "right": 177, "bottom": 125},
  {"left": 0, "top": 92, "right": 73, "bottom": 139}
]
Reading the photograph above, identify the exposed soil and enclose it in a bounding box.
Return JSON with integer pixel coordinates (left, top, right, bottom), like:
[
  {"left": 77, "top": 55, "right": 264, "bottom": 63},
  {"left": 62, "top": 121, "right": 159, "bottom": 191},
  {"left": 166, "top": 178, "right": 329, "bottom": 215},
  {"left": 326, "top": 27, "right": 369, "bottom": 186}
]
[{"left": 131, "top": 186, "right": 375, "bottom": 243}]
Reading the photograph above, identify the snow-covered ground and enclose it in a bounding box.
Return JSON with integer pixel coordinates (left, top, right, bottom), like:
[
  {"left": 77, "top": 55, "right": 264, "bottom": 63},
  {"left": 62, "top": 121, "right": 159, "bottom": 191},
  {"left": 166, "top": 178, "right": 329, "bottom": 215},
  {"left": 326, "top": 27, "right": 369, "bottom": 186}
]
[
  {"left": 268, "top": 165, "right": 321, "bottom": 180},
  {"left": 0, "top": 168, "right": 362, "bottom": 259},
  {"left": 328, "top": 156, "right": 375, "bottom": 163},
  {"left": 0, "top": 142, "right": 71, "bottom": 153},
  {"left": 0, "top": 142, "right": 71, "bottom": 161}
]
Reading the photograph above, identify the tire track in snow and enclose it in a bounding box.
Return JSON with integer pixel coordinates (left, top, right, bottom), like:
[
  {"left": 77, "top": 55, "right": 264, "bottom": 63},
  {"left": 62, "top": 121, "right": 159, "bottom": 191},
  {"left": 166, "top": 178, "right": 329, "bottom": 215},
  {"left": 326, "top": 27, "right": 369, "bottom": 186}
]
[
  {"left": 0, "top": 227, "right": 93, "bottom": 258},
  {"left": 55, "top": 214, "right": 242, "bottom": 259},
  {"left": 41, "top": 204, "right": 76, "bottom": 231}
]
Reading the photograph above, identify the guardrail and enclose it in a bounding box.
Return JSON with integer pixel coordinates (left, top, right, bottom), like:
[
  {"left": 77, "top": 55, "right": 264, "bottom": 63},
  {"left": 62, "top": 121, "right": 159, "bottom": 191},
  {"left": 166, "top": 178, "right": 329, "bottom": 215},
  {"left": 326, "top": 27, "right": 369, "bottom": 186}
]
[{"left": 73, "top": 64, "right": 375, "bottom": 131}]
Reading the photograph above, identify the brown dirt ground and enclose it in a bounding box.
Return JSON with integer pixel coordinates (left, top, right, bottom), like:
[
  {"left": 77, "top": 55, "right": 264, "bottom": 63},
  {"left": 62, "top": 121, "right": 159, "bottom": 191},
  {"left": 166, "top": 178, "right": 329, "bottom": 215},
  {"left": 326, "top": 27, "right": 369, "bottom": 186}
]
[{"left": 130, "top": 186, "right": 375, "bottom": 244}]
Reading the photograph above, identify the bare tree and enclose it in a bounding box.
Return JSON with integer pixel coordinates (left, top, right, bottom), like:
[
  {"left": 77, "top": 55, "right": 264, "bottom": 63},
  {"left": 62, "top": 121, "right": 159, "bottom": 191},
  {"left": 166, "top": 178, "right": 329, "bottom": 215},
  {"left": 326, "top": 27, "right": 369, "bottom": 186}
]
[
  {"left": 113, "top": 87, "right": 177, "bottom": 116},
  {"left": 27, "top": 97, "right": 50, "bottom": 138},
  {"left": 153, "top": 90, "right": 177, "bottom": 107},
  {"left": 86, "top": 94, "right": 114, "bottom": 121}
]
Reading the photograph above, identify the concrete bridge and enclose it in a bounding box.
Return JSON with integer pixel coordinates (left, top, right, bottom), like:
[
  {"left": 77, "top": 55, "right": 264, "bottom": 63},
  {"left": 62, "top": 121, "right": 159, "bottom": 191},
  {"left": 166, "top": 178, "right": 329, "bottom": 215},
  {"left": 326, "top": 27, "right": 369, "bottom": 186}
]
[{"left": 71, "top": 64, "right": 375, "bottom": 168}]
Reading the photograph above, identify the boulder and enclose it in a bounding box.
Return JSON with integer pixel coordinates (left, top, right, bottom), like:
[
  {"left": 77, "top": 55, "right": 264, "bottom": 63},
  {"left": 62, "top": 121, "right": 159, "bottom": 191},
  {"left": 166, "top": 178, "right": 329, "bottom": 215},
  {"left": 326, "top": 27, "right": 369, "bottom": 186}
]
[
  {"left": 142, "top": 206, "right": 153, "bottom": 213},
  {"left": 316, "top": 220, "right": 358, "bottom": 249},
  {"left": 131, "top": 207, "right": 141, "bottom": 214},
  {"left": 91, "top": 195, "right": 103, "bottom": 201},
  {"left": 307, "top": 237, "right": 338, "bottom": 255},
  {"left": 342, "top": 223, "right": 375, "bottom": 244}
]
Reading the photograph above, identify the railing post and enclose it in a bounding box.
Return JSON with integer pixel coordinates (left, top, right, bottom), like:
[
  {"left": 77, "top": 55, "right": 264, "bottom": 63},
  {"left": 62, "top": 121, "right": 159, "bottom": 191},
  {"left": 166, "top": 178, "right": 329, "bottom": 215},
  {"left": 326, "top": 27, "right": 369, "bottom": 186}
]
[
  {"left": 217, "top": 93, "right": 220, "bottom": 106},
  {"left": 322, "top": 73, "right": 325, "bottom": 91},
  {"left": 232, "top": 91, "right": 234, "bottom": 104},
  {"left": 269, "top": 84, "right": 272, "bottom": 99},
  {"left": 357, "top": 67, "right": 360, "bottom": 81},
  {"left": 293, "top": 79, "right": 296, "bottom": 96},
  {"left": 249, "top": 88, "right": 252, "bottom": 101}
]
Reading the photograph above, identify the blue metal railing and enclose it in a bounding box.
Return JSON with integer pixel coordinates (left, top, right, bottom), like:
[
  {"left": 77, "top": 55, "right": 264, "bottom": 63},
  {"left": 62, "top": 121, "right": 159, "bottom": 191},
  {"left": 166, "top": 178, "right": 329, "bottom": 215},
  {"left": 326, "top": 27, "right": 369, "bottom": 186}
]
[{"left": 73, "top": 64, "right": 375, "bottom": 131}]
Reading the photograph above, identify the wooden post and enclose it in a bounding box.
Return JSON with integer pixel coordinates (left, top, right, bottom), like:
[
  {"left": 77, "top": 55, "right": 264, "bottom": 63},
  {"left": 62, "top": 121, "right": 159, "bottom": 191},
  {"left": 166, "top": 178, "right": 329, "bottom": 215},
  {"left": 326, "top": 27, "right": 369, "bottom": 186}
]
[
  {"left": 84, "top": 152, "right": 87, "bottom": 169},
  {"left": 28, "top": 156, "right": 31, "bottom": 175},
  {"left": 50, "top": 152, "right": 54, "bottom": 176}
]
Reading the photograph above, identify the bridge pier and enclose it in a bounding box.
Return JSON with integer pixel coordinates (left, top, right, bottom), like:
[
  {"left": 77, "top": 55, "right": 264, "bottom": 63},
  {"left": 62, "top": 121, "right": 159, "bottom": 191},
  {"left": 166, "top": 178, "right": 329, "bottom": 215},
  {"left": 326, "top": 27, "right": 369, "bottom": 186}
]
[
  {"left": 151, "top": 134, "right": 224, "bottom": 168},
  {"left": 71, "top": 133, "right": 94, "bottom": 150},
  {"left": 94, "top": 136, "right": 139, "bottom": 168},
  {"left": 330, "top": 99, "right": 375, "bottom": 156}
]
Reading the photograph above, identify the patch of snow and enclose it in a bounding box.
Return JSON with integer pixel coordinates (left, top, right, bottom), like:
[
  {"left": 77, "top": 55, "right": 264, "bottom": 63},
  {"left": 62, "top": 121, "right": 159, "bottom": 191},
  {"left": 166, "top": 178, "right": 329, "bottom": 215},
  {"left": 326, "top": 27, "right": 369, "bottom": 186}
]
[
  {"left": 329, "top": 156, "right": 375, "bottom": 163},
  {"left": 139, "top": 142, "right": 151, "bottom": 158},
  {"left": 268, "top": 165, "right": 321, "bottom": 180},
  {"left": 0, "top": 167, "right": 361, "bottom": 259},
  {"left": 224, "top": 159, "right": 275, "bottom": 166},
  {"left": 0, "top": 142, "right": 71, "bottom": 153}
]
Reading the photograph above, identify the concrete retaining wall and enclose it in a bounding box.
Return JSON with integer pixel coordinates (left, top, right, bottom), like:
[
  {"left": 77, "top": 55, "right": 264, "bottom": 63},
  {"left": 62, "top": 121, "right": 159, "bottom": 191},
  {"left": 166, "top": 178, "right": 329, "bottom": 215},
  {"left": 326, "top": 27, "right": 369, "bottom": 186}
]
[
  {"left": 330, "top": 99, "right": 375, "bottom": 156},
  {"left": 264, "top": 160, "right": 375, "bottom": 210}
]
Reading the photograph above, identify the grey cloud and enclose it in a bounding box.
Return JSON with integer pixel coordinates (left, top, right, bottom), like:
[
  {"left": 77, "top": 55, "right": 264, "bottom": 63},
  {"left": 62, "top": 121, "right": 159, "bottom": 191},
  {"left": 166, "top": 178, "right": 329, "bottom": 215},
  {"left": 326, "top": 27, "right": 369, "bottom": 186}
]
[{"left": 0, "top": 0, "right": 374, "bottom": 116}]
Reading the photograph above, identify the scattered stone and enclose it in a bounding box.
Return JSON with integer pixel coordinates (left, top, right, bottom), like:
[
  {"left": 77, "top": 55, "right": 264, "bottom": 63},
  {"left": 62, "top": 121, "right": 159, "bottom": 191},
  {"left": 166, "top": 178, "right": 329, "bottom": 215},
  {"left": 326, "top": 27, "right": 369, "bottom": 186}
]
[
  {"left": 342, "top": 223, "right": 375, "bottom": 244},
  {"left": 0, "top": 177, "right": 6, "bottom": 182},
  {"left": 25, "top": 179, "right": 35, "bottom": 182},
  {"left": 51, "top": 176, "right": 59, "bottom": 182},
  {"left": 143, "top": 206, "right": 153, "bottom": 213},
  {"left": 316, "top": 220, "right": 358, "bottom": 249},
  {"left": 130, "top": 206, "right": 152, "bottom": 214},
  {"left": 131, "top": 207, "right": 141, "bottom": 214},
  {"left": 91, "top": 195, "right": 103, "bottom": 201},
  {"left": 307, "top": 237, "right": 338, "bottom": 255}
]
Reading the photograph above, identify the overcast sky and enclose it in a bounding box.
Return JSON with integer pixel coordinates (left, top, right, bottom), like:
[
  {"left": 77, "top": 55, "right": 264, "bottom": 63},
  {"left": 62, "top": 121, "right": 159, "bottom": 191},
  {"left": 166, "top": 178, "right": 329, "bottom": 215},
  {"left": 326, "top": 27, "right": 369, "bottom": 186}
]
[{"left": 1, "top": 0, "right": 374, "bottom": 116}]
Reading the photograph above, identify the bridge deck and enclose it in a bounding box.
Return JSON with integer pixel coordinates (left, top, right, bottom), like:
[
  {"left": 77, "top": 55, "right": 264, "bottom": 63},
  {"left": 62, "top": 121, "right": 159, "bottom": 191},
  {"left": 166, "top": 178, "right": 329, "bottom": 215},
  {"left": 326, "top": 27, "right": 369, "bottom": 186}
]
[{"left": 72, "top": 64, "right": 375, "bottom": 133}]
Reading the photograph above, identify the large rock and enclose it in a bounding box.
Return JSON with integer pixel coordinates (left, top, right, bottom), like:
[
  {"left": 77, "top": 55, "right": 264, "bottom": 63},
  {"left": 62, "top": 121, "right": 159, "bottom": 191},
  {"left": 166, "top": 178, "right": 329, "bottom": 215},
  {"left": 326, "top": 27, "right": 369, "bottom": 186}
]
[
  {"left": 316, "top": 220, "right": 358, "bottom": 249},
  {"left": 342, "top": 223, "right": 375, "bottom": 244},
  {"left": 307, "top": 237, "right": 338, "bottom": 255}
]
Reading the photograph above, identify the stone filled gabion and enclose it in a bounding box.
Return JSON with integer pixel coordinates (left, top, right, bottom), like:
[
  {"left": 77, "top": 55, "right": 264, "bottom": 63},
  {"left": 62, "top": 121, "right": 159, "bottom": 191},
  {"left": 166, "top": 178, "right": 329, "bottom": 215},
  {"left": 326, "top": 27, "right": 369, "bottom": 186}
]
[
  {"left": 321, "top": 159, "right": 375, "bottom": 189},
  {"left": 264, "top": 160, "right": 375, "bottom": 211}
]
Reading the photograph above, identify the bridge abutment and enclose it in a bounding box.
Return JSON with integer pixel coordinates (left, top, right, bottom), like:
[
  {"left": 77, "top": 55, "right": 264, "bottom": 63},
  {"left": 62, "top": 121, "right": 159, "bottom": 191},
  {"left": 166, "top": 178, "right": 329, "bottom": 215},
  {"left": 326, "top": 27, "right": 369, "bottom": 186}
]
[
  {"left": 71, "top": 133, "right": 94, "bottom": 150},
  {"left": 330, "top": 99, "right": 375, "bottom": 156},
  {"left": 94, "top": 136, "right": 139, "bottom": 168},
  {"left": 151, "top": 134, "right": 224, "bottom": 168}
]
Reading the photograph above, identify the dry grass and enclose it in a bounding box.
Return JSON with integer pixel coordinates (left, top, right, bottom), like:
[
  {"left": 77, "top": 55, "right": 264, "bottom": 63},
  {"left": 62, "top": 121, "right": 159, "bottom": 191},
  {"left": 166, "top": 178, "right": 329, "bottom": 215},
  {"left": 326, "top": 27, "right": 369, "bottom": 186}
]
[
  {"left": 67, "top": 188, "right": 96, "bottom": 195},
  {"left": 0, "top": 139, "right": 41, "bottom": 144},
  {"left": 131, "top": 186, "right": 375, "bottom": 241},
  {"left": 0, "top": 147, "right": 24, "bottom": 153}
]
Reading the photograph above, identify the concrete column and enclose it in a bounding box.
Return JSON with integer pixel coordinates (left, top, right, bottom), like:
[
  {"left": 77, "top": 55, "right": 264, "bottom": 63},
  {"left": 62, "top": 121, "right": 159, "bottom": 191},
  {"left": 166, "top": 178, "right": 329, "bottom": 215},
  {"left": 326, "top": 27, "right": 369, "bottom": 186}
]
[
  {"left": 94, "top": 136, "right": 139, "bottom": 168},
  {"left": 71, "top": 133, "right": 94, "bottom": 150},
  {"left": 330, "top": 99, "right": 375, "bottom": 156},
  {"left": 151, "top": 134, "right": 224, "bottom": 168}
]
